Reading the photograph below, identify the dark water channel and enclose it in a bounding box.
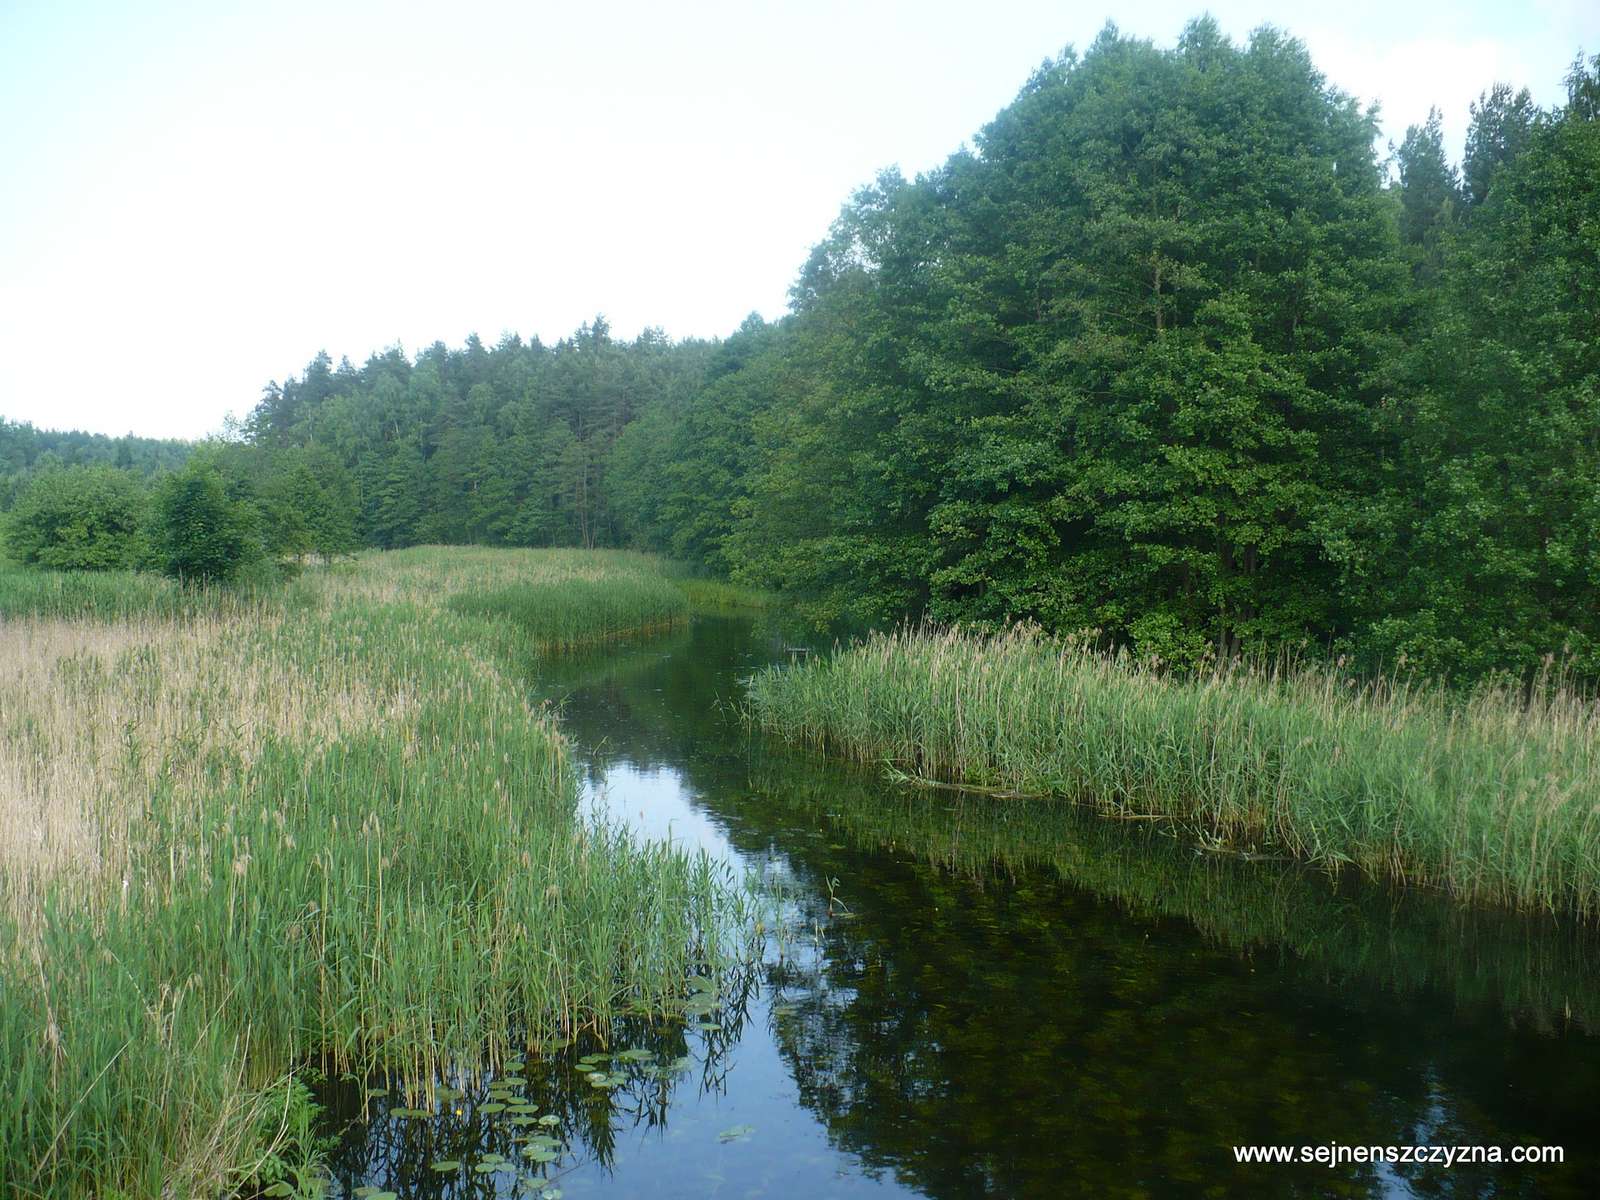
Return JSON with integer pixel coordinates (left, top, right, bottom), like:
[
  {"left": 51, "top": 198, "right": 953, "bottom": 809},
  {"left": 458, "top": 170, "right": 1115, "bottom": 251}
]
[{"left": 323, "top": 617, "right": 1600, "bottom": 1198}]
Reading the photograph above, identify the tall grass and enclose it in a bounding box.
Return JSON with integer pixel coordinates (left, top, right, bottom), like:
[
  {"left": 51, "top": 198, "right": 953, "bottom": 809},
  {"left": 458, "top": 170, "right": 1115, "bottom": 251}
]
[
  {"left": 746, "top": 624, "right": 1600, "bottom": 918},
  {"left": 450, "top": 574, "right": 688, "bottom": 649},
  {"left": 0, "top": 563, "right": 191, "bottom": 620},
  {"left": 658, "top": 565, "right": 775, "bottom": 613},
  {"left": 0, "top": 548, "right": 748, "bottom": 1198}
]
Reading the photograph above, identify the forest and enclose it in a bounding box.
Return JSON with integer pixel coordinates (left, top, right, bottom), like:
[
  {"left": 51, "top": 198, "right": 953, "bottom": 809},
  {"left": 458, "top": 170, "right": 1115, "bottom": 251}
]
[{"left": 6, "top": 21, "right": 1600, "bottom": 682}]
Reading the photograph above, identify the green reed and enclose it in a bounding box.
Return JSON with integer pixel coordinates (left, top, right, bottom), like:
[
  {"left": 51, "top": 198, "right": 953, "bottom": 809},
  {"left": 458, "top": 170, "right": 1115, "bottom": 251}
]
[
  {"left": 0, "top": 550, "right": 748, "bottom": 1199},
  {"left": 449, "top": 575, "right": 688, "bottom": 649},
  {"left": 0, "top": 562, "right": 190, "bottom": 621},
  {"left": 746, "top": 623, "right": 1600, "bottom": 918},
  {"left": 664, "top": 573, "right": 775, "bottom": 613}
]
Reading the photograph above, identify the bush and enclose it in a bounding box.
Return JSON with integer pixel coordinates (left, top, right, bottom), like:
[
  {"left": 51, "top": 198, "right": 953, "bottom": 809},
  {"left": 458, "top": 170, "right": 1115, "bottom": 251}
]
[
  {"left": 151, "top": 460, "right": 263, "bottom": 584},
  {"left": 4, "top": 466, "right": 146, "bottom": 571}
]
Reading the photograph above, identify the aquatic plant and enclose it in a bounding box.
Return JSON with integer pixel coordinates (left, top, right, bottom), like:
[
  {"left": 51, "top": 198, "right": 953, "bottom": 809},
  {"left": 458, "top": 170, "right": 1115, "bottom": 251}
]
[
  {"left": 449, "top": 574, "right": 688, "bottom": 649},
  {"left": 746, "top": 623, "right": 1600, "bottom": 917}
]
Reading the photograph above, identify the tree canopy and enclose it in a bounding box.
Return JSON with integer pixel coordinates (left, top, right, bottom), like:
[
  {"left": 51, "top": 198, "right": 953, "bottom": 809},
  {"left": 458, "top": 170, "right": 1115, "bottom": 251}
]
[{"left": 4, "top": 24, "right": 1596, "bottom": 682}]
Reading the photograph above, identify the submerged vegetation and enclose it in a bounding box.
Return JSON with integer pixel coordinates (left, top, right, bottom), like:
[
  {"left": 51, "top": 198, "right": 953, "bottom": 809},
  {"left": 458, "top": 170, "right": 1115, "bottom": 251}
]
[
  {"left": 747, "top": 625, "right": 1600, "bottom": 917},
  {"left": 0, "top": 548, "right": 751, "bottom": 1199},
  {"left": 747, "top": 746, "right": 1600, "bottom": 1034}
]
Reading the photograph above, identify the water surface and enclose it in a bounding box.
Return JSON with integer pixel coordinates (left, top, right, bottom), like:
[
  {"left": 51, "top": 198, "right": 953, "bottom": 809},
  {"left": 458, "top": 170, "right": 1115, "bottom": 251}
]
[{"left": 323, "top": 617, "right": 1600, "bottom": 1198}]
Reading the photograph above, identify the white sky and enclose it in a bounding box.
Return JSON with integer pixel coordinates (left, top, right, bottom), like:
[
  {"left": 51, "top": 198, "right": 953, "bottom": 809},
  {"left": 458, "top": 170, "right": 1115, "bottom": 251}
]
[{"left": 1, "top": 0, "right": 1595, "bottom": 439}]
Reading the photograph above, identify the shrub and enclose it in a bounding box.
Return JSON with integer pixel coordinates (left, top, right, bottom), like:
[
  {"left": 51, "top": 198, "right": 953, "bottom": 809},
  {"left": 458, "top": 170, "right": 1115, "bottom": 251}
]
[
  {"left": 151, "top": 460, "right": 263, "bottom": 584},
  {"left": 4, "top": 465, "right": 146, "bottom": 570}
]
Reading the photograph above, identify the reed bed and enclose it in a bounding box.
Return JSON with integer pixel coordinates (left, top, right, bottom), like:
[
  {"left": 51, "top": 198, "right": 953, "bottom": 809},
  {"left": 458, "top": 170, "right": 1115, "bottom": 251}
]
[
  {"left": 0, "top": 548, "right": 747, "bottom": 1198},
  {"left": 665, "top": 575, "right": 775, "bottom": 613},
  {"left": 449, "top": 574, "right": 688, "bottom": 649},
  {"left": 745, "top": 624, "right": 1600, "bottom": 917},
  {"left": 0, "top": 562, "right": 194, "bottom": 621}
]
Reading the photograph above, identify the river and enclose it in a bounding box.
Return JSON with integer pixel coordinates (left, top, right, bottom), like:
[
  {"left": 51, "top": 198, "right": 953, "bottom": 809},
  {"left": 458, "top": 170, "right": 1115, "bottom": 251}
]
[{"left": 318, "top": 615, "right": 1600, "bottom": 1198}]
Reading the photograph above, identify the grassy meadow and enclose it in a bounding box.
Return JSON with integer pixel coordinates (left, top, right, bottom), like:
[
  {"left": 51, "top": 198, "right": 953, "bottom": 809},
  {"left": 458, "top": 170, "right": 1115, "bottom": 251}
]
[
  {"left": 0, "top": 547, "right": 752, "bottom": 1199},
  {"left": 746, "top": 624, "right": 1600, "bottom": 918}
]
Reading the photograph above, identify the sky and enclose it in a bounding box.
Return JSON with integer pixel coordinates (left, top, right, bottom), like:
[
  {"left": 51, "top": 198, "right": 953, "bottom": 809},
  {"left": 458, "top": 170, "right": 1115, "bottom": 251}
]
[{"left": 1, "top": 0, "right": 1595, "bottom": 440}]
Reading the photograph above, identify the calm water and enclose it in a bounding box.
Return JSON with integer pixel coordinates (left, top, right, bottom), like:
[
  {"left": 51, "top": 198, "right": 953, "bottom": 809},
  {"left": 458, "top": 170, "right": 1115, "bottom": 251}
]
[{"left": 321, "top": 617, "right": 1600, "bottom": 1198}]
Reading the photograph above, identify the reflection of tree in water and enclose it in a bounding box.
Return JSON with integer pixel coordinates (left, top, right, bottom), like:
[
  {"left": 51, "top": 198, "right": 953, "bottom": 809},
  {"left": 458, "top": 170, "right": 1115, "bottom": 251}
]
[
  {"left": 535, "top": 617, "right": 1600, "bottom": 1198},
  {"left": 739, "top": 761, "right": 1600, "bottom": 1197},
  {"left": 530, "top": 618, "right": 796, "bottom": 784},
  {"left": 758, "top": 858, "right": 1585, "bottom": 1198}
]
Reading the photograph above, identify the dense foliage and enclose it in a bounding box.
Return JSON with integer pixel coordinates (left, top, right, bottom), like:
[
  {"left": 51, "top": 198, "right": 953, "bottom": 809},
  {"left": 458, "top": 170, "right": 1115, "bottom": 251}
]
[
  {"left": 3, "top": 21, "right": 1596, "bottom": 681},
  {"left": 4, "top": 465, "right": 146, "bottom": 570},
  {"left": 149, "top": 459, "right": 263, "bottom": 584}
]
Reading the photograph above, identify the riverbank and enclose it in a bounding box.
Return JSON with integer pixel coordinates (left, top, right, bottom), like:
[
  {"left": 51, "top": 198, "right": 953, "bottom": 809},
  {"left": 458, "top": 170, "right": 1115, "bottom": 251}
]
[
  {"left": 746, "top": 624, "right": 1600, "bottom": 917},
  {"left": 0, "top": 548, "right": 750, "bottom": 1199}
]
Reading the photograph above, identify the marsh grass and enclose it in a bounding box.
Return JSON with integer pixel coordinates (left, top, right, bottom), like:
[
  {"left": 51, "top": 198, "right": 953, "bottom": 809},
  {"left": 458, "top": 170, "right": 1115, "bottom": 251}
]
[
  {"left": 0, "top": 548, "right": 748, "bottom": 1198},
  {"left": 449, "top": 574, "right": 688, "bottom": 650},
  {"left": 746, "top": 623, "right": 1600, "bottom": 918},
  {"left": 0, "top": 562, "right": 191, "bottom": 620},
  {"left": 663, "top": 573, "right": 775, "bottom": 613}
]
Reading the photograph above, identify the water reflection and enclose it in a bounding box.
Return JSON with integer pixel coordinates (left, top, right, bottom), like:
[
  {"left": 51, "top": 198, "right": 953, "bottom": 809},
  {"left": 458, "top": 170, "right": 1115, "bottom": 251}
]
[{"left": 326, "top": 617, "right": 1600, "bottom": 1198}]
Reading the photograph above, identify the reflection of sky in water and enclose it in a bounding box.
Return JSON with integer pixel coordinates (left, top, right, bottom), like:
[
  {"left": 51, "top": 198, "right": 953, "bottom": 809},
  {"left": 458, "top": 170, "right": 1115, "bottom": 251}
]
[
  {"left": 550, "top": 1006, "right": 900, "bottom": 1199},
  {"left": 583, "top": 762, "right": 742, "bottom": 865},
  {"left": 567, "top": 754, "right": 907, "bottom": 1198}
]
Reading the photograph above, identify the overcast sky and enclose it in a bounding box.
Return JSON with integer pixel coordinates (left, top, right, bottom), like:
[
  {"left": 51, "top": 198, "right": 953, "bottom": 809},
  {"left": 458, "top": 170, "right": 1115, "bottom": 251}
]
[{"left": 2, "top": 0, "right": 1595, "bottom": 440}]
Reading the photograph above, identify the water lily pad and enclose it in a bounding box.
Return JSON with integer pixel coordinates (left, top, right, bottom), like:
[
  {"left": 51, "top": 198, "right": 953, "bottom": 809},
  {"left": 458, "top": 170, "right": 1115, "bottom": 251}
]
[
  {"left": 537, "top": 1113, "right": 561, "bottom": 1126},
  {"left": 430, "top": 1160, "right": 461, "bottom": 1172},
  {"left": 717, "top": 1123, "right": 755, "bottom": 1143},
  {"left": 480, "top": 1101, "right": 506, "bottom": 1113},
  {"left": 390, "top": 1106, "right": 432, "bottom": 1119}
]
